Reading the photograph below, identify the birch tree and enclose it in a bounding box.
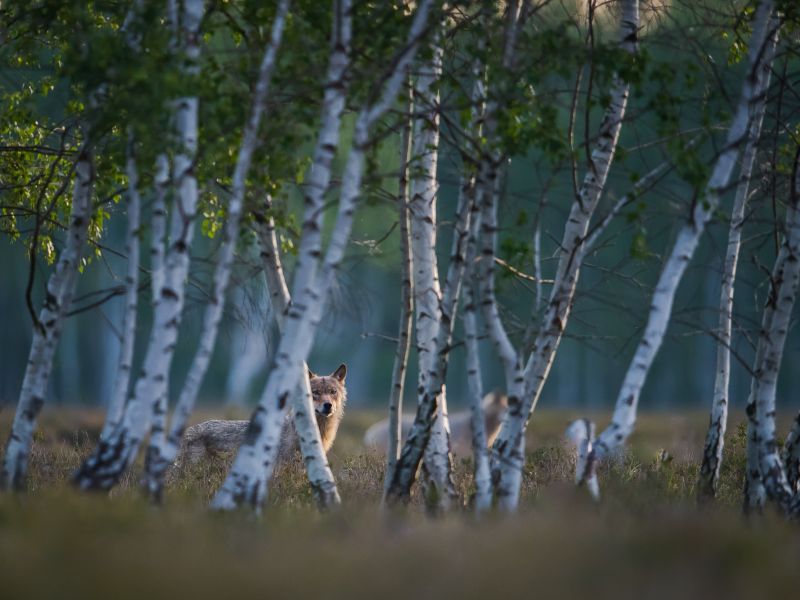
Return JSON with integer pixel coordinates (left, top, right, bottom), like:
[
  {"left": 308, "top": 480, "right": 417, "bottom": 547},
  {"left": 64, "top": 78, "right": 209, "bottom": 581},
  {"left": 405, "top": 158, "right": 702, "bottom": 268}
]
[
  {"left": 742, "top": 142, "right": 800, "bottom": 515},
  {"left": 568, "top": 0, "right": 779, "bottom": 500},
  {"left": 74, "top": 0, "right": 206, "bottom": 490},
  {"left": 384, "top": 120, "right": 476, "bottom": 508},
  {"left": 697, "top": 35, "right": 775, "bottom": 501},
  {"left": 405, "top": 38, "right": 460, "bottom": 511},
  {"left": 740, "top": 144, "right": 800, "bottom": 516},
  {"left": 1, "top": 142, "right": 94, "bottom": 490},
  {"left": 464, "top": 192, "right": 492, "bottom": 512},
  {"left": 382, "top": 78, "right": 415, "bottom": 498},
  {"left": 141, "top": 0, "right": 292, "bottom": 503},
  {"left": 255, "top": 200, "right": 341, "bottom": 508},
  {"left": 100, "top": 137, "right": 142, "bottom": 442},
  {"left": 210, "top": 0, "right": 436, "bottom": 513},
  {"left": 472, "top": 0, "right": 641, "bottom": 511}
]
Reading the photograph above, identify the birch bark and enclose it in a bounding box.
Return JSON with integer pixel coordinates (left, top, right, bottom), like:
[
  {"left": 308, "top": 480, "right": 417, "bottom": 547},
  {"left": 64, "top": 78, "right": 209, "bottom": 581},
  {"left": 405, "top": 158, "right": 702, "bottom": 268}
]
[
  {"left": 464, "top": 205, "right": 492, "bottom": 512},
  {"left": 406, "top": 40, "right": 458, "bottom": 510},
  {"left": 210, "top": 0, "right": 435, "bottom": 512},
  {"left": 142, "top": 0, "right": 291, "bottom": 502},
  {"left": 256, "top": 196, "right": 341, "bottom": 508},
  {"left": 384, "top": 155, "right": 473, "bottom": 507},
  {"left": 572, "top": 1, "right": 778, "bottom": 499},
  {"left": 491, "top": 0, "right": 640, "bottom": 511},
  {"left": 101, "top": 136, "right": 141, "bottom": 441},
  {"left": 73, "top": 0, "right": 205, "bottom": 490},
  {"left": 383, "top": 79, "right": 414, "bottom": 497},
  {"left": 698, "top": 51, "right": 773, "bottom": 501},
  {"left": 1, "top": 143, "right": 94, "bottom": 491},
  {"left": 744, "top": 147, "right": 800, "bottom": 514}
]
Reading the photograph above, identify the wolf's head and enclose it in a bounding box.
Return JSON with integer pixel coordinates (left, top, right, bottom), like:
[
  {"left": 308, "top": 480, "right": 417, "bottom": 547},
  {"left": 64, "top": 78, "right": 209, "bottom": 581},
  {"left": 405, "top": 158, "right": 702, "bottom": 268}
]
[{"left": 308, "top": 364, "right": 347, "bottom": 420}]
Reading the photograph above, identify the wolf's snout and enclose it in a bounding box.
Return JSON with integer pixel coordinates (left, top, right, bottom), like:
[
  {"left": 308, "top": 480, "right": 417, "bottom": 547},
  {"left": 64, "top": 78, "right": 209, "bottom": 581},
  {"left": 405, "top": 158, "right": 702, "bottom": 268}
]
[{"left": 322, "top": 402, "right": 333, "bottom": 415}]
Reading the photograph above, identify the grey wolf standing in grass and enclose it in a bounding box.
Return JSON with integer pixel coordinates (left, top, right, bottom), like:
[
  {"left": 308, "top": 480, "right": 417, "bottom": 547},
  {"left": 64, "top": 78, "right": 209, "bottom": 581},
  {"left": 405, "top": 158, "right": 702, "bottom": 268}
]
[
  {"left": 178, "top": 364, "right": 347, "bottom": 466},
  {"left": 363, "top": 391, "right": 507, "bottom": 456}
]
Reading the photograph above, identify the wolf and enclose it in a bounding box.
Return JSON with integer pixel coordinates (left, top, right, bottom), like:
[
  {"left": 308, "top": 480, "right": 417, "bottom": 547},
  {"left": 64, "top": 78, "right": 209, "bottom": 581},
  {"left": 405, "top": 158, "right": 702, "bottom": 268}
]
[
  {"left": 177, "top": 364, "right": 347, "bottom": 467},
  {"left": 362, "top": 391, "right": 507, "bottom": 456}
]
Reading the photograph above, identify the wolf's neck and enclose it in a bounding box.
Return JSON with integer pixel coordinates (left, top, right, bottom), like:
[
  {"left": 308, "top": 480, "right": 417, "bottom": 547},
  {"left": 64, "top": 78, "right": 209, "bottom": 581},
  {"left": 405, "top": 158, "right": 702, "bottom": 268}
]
[{"left": 316, "top": 413, "right": 341, "bottom": 452}]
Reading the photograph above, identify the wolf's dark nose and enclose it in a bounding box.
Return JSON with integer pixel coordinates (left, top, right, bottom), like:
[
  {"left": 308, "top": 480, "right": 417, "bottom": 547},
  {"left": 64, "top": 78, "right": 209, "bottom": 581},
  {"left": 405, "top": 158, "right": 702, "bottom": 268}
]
[{"left": 323, "top": 402, "right": 333, "bottom": 414}]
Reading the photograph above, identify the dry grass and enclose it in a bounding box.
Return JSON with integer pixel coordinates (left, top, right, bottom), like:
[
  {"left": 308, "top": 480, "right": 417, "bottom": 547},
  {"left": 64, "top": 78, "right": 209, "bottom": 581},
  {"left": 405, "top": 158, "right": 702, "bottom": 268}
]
[{"left": 1, "top": 407, "right": 799, "bottom": 599}]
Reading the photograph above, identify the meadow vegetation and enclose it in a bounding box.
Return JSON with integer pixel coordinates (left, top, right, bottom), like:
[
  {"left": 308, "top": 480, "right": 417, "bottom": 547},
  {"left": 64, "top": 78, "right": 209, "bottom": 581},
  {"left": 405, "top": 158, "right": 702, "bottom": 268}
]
[{"left": 2, "top": 407, "right": 799, "bottom": 599}]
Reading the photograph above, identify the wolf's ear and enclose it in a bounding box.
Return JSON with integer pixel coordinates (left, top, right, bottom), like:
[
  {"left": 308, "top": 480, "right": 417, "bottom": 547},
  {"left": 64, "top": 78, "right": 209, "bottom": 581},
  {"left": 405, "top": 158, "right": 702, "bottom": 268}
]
[
  {"left": 306, "top": 365, "right": 317, "bottom": 380},
  {"left": 332, "top": 363, "right": 347, "bottom": 382}
]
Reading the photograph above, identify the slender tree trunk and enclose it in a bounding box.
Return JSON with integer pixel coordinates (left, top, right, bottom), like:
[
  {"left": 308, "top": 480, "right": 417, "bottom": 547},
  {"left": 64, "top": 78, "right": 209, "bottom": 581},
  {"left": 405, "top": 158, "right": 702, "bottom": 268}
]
[
  {"left": 73, "top": 0, "right": 205, "bottom": 491},
  {"left": 383, "top": 79, "right": 414, "bottom": 498},
  {"left": 1, "top": 143, "right": 94, "bottom": 491},
  {"left": 698, "top": 50, "right": 773, "bottom": 501},
  {"left": 384, "top": 161, "right": 474, "bottom": 507},
  {"left": 745, "top": 146, "right": 800, "bottom": 514},
  {"left": 101, "top": 136, "right": 141, "bottom": 441},
  {"left": 406, "top": 40, "right": 459, "bottom": 511},
  {"left": 570, "top": 1, "right": 778, "bottom": 499},
  {"left": 142, "top": 0, "right": 291, "bottom": 503},
  {"left": 491, "top": 0, "right": 640, "bottom": 511},
  {"left": 464, "top": 202, "right": 492, "bottom": 513},
  {"left": 210, "top": 0, "right": 434, "bottom": 512},
  {"left": 255, "top": 196, "right": 342, "bottom": 508}
]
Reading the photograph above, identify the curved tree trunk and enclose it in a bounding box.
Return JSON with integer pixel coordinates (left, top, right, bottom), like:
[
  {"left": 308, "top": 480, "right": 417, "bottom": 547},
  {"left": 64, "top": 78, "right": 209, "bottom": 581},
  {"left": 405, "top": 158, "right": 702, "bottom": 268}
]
[
  {"left": 491, "top": 0, "right": 640, "bottom": 511},
  {"left": 142, "top": 0, "right": 291, "bottom": 503},
  {"left": 464, "top": 201, "right": 492, "bottom": 513},
  {"left": 210, "top": 0, "right": 434, "bottom": 512},
  {"left": 745, "top": 147, "right": 800, "bottom": 515},
  {"left": 698, "top": 49, "right": 773, "bottom": 501},
  {"left": 383, "top": 79, "right": 414, "bottom": 498},
  {"left": 570, "top": 1, "right": 778, "bottom": 500},
  {"left": 1, "top": 143, "right": 94, "bottom": 491},
  {"left": 384, "top": 160, "right": 473, "bottom": 507},
  {"left": 73, "top": 0, "right": 205, "bottom": 491},
  {"left": 407, "top": 40, "right": 458, "bottom": 511},
  {"left": 256, "top": 195, "right": 341, "bottom": 509},
  {"left": 101, "top": 135, "right": 141, "bottom": 442}
]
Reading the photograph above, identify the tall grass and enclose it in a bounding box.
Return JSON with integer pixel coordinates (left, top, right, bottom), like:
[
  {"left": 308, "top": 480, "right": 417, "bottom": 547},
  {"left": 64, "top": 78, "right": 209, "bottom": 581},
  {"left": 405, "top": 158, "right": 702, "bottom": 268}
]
[{"left": 0, "top": 408, "right": 798, "bottom": 599}]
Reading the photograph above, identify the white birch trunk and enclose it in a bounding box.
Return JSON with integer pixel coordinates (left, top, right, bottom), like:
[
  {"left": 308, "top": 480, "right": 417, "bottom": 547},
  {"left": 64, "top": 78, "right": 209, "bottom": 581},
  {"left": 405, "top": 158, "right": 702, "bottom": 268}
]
[
  {"left": 491, "top": 0, "right": 640, "bottom": 511},
  {"left": 464, "top": 206, "right": 492, "bottom": 513},
  {"left": 101, "top": 136, "right": 141, "bottom": 441},
  {"left": 142, "top": 0, "right": 291, "bottom": 502},
  {"left": 257, "top": 197, "right": 291, "bottom": 318},
  {"left": 383, "top": 80, "right": 414, "bottom": 497},
  {"left": 150, "top": 154, "right": 169, "bottom": 301},
  {"left": 1, "top": 143, "right": 94, "bottom": 491},
  {"left": 210, "top": 0, "right": 434, "bottom": 512},
  {"left": 745, "top": 149, "right": 800, "bottom": 515},
  {"left": 565, "top": 418, "right": 600, "bottom": 500},
  {"left": 406, "top": 40, "right": 458, "bottom": 510},
  {"left": 573, "top": 1, "right": 778, "bottom": 500},
  {"left": 73, "top": 0, "right": 205, "bottom": 490},
  {"left": 698, "top": 54, "right": 773, "bottom": 501},
  {"left": 256, "top": 197, "right": 341, "bottom": 508},
  {"left": 384, "top": 157, "right": 474, "bottom": 507}
]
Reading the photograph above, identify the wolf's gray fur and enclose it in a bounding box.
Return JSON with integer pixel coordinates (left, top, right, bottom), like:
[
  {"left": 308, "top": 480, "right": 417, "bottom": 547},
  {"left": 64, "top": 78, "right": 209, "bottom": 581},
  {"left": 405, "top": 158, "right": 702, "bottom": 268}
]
[
  {"left": 177, "top": 365, "right": 347, "bottom": 468},
  {"left": 362, "top": 391, "right": 508, "bottom": 456}
]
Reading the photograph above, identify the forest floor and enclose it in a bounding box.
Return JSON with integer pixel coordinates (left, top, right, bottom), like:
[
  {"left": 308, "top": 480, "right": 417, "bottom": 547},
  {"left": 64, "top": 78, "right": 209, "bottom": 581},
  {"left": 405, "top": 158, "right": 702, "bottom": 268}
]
[{"left": 1, "top": 407, "right": 799, "bottom": 599}]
